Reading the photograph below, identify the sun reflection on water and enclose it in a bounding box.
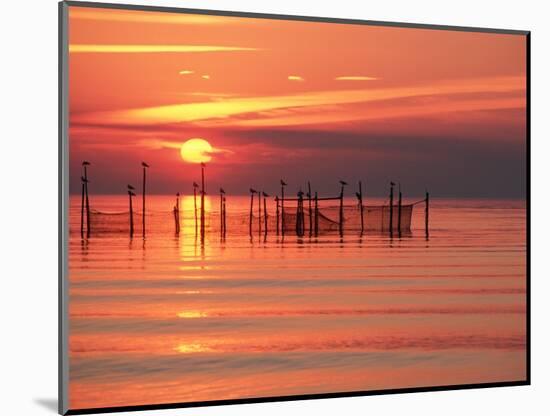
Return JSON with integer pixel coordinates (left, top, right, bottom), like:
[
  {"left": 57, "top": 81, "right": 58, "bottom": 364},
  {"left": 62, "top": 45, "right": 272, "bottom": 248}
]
[
  {"left": 174, "top": 342, "right": 212, "bottom": 353},
  {"left": 175, "top": 290, "right": 212, "bottom": 295},
  {"left": 177, "top": 311, "right": 209, "bottom": 318}
]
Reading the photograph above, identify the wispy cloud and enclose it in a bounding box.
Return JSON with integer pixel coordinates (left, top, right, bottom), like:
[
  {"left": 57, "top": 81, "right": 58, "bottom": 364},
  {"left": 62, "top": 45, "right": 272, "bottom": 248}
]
[
  {"left": 186, "top": 92, "right": 238, "bottom": 98},
  {"left": 288, "top": 75, "right": 304, "bottom": 82},
  {"left": 232, "top": 97, "right": 524, "bottom": 128},
  {"left": 69, "top": 44, "right": 260, "bottom": 54},
  {"left": 201, "top": 75, "right": 211, "bottom": 80},
  {"left": 179, "top": 70, "right": 194, "bottom": 75},
  {"left": 138, "top": 138, "right": 233, "bottom": 156},
  {"left": 70, "top": 8, "right": 237, "bottom": 25},
  {"left": 138, "top": 139, "right": 181, "bottom": 150},
  {"left": 335, "top": 76, "right": 379, "bottom": 81},
  {"left": 73, "top": 76, "right": 525, "bottom": 128}
]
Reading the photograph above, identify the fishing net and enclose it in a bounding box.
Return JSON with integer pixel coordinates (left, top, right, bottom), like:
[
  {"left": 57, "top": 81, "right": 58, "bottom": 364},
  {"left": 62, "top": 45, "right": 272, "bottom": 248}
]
[
  {"left": 87, "top": 209, "right": 175, "bottom": 235},
  {"left": 280, "top": 203, "right": 413, "bottom": 233},
  {"left": 84, "top": 208, "right": 238, "bottom": 236},
  {"left": 76, "top": 200, "right": 416, "bottom": 237}
]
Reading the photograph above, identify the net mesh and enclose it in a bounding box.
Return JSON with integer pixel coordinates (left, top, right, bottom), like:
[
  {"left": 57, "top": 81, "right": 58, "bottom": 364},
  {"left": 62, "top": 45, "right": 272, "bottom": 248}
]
[
  {"left": 280, "top": 204, "right": 413, "bottom": 233},
  {"left": 78, "top": 202, "right": 414, "bottom": 236}
]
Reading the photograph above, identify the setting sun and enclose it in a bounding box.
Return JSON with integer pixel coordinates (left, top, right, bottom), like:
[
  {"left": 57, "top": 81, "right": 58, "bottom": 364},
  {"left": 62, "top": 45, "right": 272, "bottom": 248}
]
[{"left": 180, "top": 138, "right": 212, "bottom": 163}]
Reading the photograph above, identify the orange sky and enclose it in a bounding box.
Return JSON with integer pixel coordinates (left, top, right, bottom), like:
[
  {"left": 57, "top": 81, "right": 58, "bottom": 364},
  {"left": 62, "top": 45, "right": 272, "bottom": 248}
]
[{"left": 68, "top": 6, "right": 527, "bottom": 197}]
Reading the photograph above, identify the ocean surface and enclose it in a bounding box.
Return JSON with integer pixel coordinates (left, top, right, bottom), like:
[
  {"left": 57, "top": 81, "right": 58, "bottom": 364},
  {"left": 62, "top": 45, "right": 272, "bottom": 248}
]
[{"left": 68, "top": 195, "right": 527, "bottom": 410}]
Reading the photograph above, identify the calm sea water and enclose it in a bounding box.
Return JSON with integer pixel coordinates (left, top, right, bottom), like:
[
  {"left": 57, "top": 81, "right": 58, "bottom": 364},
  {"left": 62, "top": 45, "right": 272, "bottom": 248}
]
[{"left": 68, "top": 195, "right": 527, "bottom": 409}]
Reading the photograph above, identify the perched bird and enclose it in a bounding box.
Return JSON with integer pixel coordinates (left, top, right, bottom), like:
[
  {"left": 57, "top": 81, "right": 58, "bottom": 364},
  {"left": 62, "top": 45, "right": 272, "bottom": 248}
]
[
  {"left": 297, "top": 190, "right": 304, "bottom": 197},
  {"left": 176, "top": 192, "right": 180, "bottom": 197},
  {"left": 390, "top": 181, "right": 396, "bottom": 187},
  {"left": 127, "top": 184, "right": 135, "bottom": 190},
  {"left": 82, "top": 161, "right": 91, "bottom": 166},
  {"left": 193, "top": 182, "right": 199, "bottom": 188},
  {"left": 81, "top": 176, "right": 88, "bottom": 183},
  {"left": 141, "top": 161, "right": 150, "bottom": 168},
  {"left": 355, "top": 192, "right": 361, "bottom": 199},
  {"left": 339, "top": 180, "right": 348, "bottom": 186},
  {"left": 129, "top": 191, "right": 136, "bottom": 197},
  {"left": 280, "top": 180, "right": 287, "bottom": 186},
  {"left": 250, "top": 188, "right": 257, "bottom": 194},
  {"left": 220, "top": 188, "right": 225, "bottom": 194},
  {"left": 262, "top": 192, "right": 269, "bottom": 198}
]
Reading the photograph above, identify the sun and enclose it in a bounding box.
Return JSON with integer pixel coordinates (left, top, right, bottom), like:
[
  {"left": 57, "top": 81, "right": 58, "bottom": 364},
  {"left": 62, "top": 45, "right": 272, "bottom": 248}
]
[{"left": 180, "top": 138, "right": 213, "bottom": 163}]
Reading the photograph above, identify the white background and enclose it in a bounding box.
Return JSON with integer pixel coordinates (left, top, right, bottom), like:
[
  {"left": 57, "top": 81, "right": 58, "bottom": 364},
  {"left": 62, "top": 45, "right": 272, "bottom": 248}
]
[{"left": 0, "top": 0, "right": 547, "bottom": 414}]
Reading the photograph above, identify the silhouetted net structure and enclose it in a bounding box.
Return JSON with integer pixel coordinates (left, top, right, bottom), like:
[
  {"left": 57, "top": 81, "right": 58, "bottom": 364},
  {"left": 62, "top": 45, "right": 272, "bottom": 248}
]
[
  {"left": 88, "top": 209, "right": 174, "bottom": 235},
  {"left": 279, "top": 201, "right": 413, "bottom": 234},
  {"left": 85, "top": 208, "right": 239, "bottom": 236},
  {"left": 78, "top": 198, "right": 416, "bottom": 237}
]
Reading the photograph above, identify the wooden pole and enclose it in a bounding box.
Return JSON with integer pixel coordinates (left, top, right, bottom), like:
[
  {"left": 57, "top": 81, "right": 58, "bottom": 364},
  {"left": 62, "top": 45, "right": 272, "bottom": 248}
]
[
  {"left": 296, "top": 192, "right": 304, "bottom": 237},
  {"left": 295, "top": 193, "right": 300, "bottom": 235},
  {"left": 281, "top": 183, "right": 285, "bottom": 236},
  {"left": 81, "top": 161, "right": 90, "bottom": 238},
  {"left": 129, "top": 191, "right": 134, "bottom": 237},
  {"left": 258, "top": 191, "right": 261, "bottom": 236},
  {"left": 314, "top": 192, "right": 319, "bottom": 236},
  {"left": 176, "top": 193, "right": 180, "bottom": 234},
  {"left": 193, "top": 185, "right": 198, "bottom": 234},
  {"left": 174, "top": 194, "right": 180, "bottom": 235},
  {"left": 223, "top": 196, "right": 227, "bottom": 237},
  {"left": 249, "top": 192, "right": 254, "bottom": 237},
  {"left": 85, "top": 180, "right": 90, "bottom": 238},
  {"left": 173, "top": 205, "right": 178, "bottom": 234},
  {"left": 302, "top": 193, "right": 306, "bottom": 236},
  {"left": 398, "top": 185, "right": 402, "bottom": 237},
  {"left": 200, "top": 163, "right": 205, "bottom": 239},
  {"left": 84, "top": 165, "right": 90, "bottom": 238},
  {"left": 220, "top": 191, "right": 223, "bottom": 236},
  {"left": 359, "top": 181, "right": 364, "bottom": 233},
  {"left": 263, "top": 194, "right": 268, "bottom": 235},
  {"left": 275, "top": 196, "right": 280, "bottom": 236},
  {"left": 80, "top": 181, "right": 85, "bottom": 238},
  {"left": 389, "top": 182, "right": 394, "bottom": 236},
  {"left": 339, "top": 184, "right": 344, "bottom": 236},
  {"left": 301, "top": 195, "right": 305, "bottom": 236},
  {"left": 142, "top": 164, "right": 146, "bottom": 238},
  {"left": 425, "top": 190, "right": 430, "bottom": 238},
  {"left": 307, "top": 182, "right": 312, "bottom": 236}
]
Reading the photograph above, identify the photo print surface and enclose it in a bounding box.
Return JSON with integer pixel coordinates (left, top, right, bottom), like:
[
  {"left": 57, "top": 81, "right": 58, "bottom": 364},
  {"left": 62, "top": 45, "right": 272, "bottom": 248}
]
[{"left": 63, "top": 3, "right": 528, "bottom": 412}]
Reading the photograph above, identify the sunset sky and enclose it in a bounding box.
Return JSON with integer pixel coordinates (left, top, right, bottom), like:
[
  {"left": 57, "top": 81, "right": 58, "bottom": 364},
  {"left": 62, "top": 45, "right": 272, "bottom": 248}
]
[{"left": 68, "top": 6, "right": 527, "bottom": 197}]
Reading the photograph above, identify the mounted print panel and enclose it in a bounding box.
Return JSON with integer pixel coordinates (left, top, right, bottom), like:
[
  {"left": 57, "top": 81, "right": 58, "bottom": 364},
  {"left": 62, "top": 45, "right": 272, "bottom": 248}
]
[{"left": 59, "top": 1, "right": 529, "bottom": 414}]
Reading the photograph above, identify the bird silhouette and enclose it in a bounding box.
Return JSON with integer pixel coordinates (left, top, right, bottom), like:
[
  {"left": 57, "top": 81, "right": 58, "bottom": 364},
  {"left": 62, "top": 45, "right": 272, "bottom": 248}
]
[
  {"left": 297, "top": 190, "right": 304, "bottom": 197},
  {"left": 128, "top": 191, "right": 136, "bottom": 196},
  {"left": 250, "top": 188, "right": 257, "bottom": 194},
  {"left": 339, "top": 180, "right": 348, "bottom": 186},
  {"left": 176, "top": 192, "right": 180, "bottom": 197},
  {"left": 193, "top": 182, "right": 199, "bottom": 188},
  {"left": 280, "top": 180, "right": 287, "bottom": 186},
  {"left": 390, "top": 181, "right": 396, "bottom": 187},
  {"left": 127, "top": 184, "right": 135, "bottom": 190},
  {"left": 81, "top": 176, "right": 88, "bottom": 183},
  {"left": 355, "top": 192, "right": 361, "bottom": 199},
  {"left": 141, "top": 161, "right": 149, "bottom": 168},
  {"left": 82, "top": 161, "right": 90, "bottom": 166},
  {"left": 262, "top": 191, "right": 269, "bottom": 197},
  {"left": 220, "top": 188, "right": 225, "bottom": 194}
]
